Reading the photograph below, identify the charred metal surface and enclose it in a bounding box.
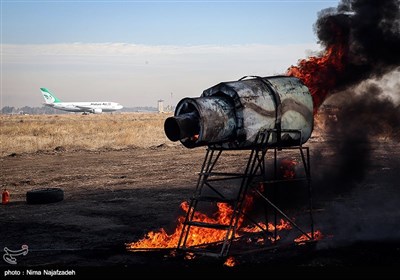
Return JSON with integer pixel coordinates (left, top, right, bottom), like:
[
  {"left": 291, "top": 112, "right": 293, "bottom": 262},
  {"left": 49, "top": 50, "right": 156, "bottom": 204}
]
[
  {"left": 165, "top": 76, "right": 313, "bottom": 149},
  {"left": 244, "top": 103, "right": 276, "bottom": 118},
  {"left": 282, "top": 98, "right": 313, "bottom": 121},
  {"left": 165, "top": 96, "right": 236, "bottom": 148}
]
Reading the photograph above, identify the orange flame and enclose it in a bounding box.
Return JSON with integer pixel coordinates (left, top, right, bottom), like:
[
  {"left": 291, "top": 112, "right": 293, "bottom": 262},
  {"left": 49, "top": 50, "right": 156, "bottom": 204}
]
[
  {"left": 127, "top": 185, "right": 323, "bottom": 251},
  {"left": 287, "top": 44, "right": 346, "bottom": 113},
  {"left": 127, "top": 192, "right": 257, "bottom": 249},
  {"left": 127, "top": 201, "right": 232, "bottom": 249},
  {"left": 224, "top": 256, "right": 236, "bottom": 267},
  {"left": 241, "top": 219, "right": 292, "bottom": 233},
  {"left": 294, "top": 230, "right": 323, "bottom": 244},
  {"left": 127, "top": 197, "right": 295, "bottom": 250},
  {"left": 240, "top": 219, "right": 292, "bottom": 243}
]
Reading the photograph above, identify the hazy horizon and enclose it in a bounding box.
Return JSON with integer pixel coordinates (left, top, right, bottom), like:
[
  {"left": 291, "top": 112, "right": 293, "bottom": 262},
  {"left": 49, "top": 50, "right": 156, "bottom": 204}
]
[{"left": 1, "top": 0, "right": 339, "bottom": 108}]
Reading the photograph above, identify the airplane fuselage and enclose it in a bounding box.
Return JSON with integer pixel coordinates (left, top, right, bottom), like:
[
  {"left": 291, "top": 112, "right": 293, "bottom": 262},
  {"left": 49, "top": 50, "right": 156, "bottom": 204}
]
[
  {"left": 45, "top": 101, "right": 123, "bottom": 113},
  {"left": 40, "top": 88, "right": 123, "bottom": 114}
]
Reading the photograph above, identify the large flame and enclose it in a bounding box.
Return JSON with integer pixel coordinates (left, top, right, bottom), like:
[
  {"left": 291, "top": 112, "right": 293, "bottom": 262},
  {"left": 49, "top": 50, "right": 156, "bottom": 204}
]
[
  {"left": 127, "top": 195, "right": 295, "bottom": 250},
  {"left": 287, "top": 44, "right": 346, "bottom": 113},
  {"left": 127, "top": 181, "right": 323, "bottom": 250}
]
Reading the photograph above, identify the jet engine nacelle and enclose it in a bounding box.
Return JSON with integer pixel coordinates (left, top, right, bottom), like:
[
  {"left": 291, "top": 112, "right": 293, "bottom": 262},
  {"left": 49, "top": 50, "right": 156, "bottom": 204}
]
[
  {"left": 91, "top": 108, "right": 102, "bottom": 114},
  {"left": 164, "top": 75, "right": 313, "bottom": 149}
]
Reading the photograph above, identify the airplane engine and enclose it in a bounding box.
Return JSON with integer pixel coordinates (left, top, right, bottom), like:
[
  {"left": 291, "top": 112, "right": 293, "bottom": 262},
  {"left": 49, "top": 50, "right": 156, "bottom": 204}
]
[
  {"left": 164, "top": 75, "right": 313, "bottom": 149},
  {"left": 91, "top": 108, "right": 102, "bottom": 114}
]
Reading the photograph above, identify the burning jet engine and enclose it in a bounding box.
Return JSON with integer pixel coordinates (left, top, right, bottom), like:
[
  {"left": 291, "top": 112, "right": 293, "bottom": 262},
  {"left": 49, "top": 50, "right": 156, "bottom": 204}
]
[{"left": 164, "top": 76, "right": 313, "bottom": 149}]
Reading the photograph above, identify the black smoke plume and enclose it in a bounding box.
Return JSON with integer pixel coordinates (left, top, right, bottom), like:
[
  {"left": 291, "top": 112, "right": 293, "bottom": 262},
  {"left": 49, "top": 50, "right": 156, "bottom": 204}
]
[
  {"left": 315, "top": 0, "right": 400, "bottom": 91},
  {"left": 309, "top": 0, "right": 400, "bottom": 188}
]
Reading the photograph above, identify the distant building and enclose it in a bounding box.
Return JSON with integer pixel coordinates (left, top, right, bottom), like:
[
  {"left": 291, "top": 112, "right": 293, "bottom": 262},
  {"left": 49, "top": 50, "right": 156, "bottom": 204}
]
[{"left": 157, "top": 99, "right": 164, "bottom": 113}]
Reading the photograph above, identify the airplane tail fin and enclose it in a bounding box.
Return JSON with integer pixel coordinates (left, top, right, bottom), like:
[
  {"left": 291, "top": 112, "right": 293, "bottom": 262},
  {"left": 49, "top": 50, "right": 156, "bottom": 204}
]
[{"left": 40, "top": 88, "right": 61, "bottom": 104}]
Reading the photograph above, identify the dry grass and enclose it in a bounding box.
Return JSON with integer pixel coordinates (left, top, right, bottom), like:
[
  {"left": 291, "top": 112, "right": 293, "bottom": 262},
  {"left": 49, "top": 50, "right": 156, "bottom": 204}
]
[{"left": 0, "top": 113, "right": 175, "bottom": 156}]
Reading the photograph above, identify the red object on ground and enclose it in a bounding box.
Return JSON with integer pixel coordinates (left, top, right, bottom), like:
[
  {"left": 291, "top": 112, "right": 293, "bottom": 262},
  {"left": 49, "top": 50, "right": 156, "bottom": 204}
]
[{"left": 2, "top": 189, "right": 10, "bottom": 204}]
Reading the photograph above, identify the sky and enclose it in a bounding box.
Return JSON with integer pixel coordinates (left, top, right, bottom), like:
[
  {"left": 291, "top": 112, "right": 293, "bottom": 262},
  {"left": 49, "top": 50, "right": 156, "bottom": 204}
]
[{"left": 1, "top": 0, "right": 340, "bottom": 108}]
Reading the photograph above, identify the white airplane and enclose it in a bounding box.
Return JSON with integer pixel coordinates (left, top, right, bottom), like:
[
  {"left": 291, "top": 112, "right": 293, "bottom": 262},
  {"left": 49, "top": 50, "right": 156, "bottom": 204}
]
[{"left": 40, "top": 88, "right": 123, "bottom": 114}]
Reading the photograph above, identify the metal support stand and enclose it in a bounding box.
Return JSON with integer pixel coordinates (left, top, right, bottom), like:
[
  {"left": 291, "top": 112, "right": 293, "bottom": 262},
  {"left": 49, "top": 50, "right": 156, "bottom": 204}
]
[{"left": 177, "top": 129, "right": 315, "bottom": 258}]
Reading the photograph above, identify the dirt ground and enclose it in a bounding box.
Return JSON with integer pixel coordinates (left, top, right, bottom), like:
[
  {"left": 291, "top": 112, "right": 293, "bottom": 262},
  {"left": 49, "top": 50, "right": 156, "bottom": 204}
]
[{"left": 1, "top": 139, "right": 400, "bottom": 277}]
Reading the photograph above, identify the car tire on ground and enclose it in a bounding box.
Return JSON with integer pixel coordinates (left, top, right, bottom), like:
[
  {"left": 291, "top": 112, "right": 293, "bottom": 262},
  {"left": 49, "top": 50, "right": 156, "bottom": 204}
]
[{"left": 26, "top": 188, "right": 64, "bottom": 204}]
